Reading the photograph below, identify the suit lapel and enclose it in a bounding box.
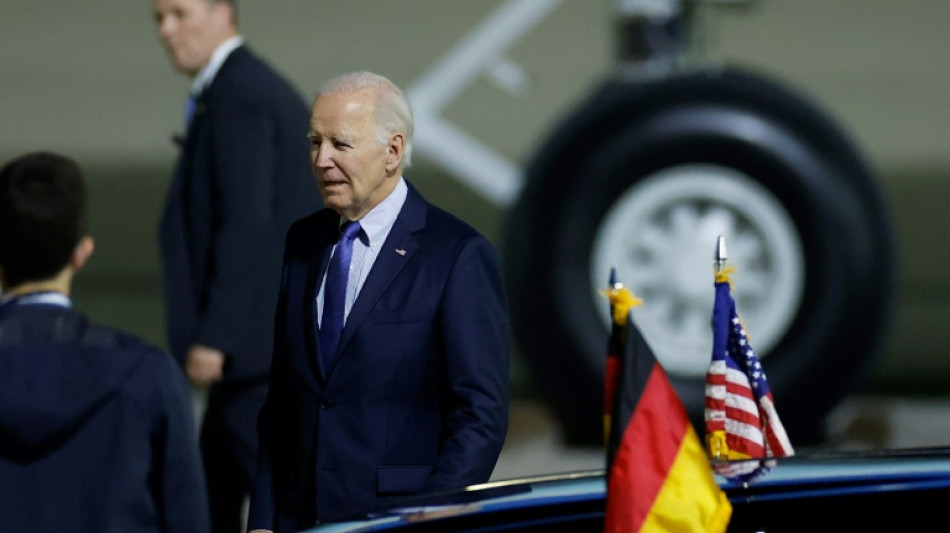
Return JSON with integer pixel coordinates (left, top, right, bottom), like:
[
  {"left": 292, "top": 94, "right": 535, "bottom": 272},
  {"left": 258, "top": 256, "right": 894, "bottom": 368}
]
[
  {"left": 303, "top": 217, "right": 337, "bottom": 380},
  {"left": 183, "top": 46, "right": 249, "bottom": 143}
]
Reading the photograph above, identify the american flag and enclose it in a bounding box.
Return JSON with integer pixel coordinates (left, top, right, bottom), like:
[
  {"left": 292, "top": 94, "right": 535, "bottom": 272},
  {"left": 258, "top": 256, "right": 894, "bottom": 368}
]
[{"left": 705, "top": 279, "right": 794, "bottom": 469}]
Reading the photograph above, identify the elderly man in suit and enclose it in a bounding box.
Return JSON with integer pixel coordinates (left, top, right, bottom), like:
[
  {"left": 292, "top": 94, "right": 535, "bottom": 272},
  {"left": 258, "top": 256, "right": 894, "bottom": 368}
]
[
  {"left": 152, "top": 1, "right": 318, "bottom": 532},
  {"left": 247, "top": 71, "right": 511, "bottom": 533}
]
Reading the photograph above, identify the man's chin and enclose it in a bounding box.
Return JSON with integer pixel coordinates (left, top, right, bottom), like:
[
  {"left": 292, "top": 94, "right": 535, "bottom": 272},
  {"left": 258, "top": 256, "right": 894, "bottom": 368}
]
[
  {"left": 169, "top": 56, "right": 200, "bottom": 77},
  {"left": 321, "top": 197, "right": 348, "bottom": 215}
]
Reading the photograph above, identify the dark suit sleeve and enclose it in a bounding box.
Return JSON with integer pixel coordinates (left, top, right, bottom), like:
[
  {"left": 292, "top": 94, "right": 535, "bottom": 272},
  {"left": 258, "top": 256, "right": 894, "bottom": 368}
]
[
  {"left": 247, "top": 232, "right": 295, "bottom": 531},
  {"left": 197, "top": 92, "right": 283, "bottom": 358},
  {"left": 427, "top": 236, "right": 510, "bottom": 489},
  {"left": 154, "top": 352, "right": 213, "bottom": 533},
  {"left": 246, "top": 351, "right": 280, "bottom": 531},
  {"left": 247, "top": 418, "right": 276, "bottom": 531}
]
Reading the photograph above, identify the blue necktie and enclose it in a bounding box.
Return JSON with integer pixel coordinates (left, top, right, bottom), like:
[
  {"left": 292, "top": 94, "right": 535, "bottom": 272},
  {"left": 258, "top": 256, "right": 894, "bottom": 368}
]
[{"left": 320, "top": 221, "right": 361, "bottom": 369}]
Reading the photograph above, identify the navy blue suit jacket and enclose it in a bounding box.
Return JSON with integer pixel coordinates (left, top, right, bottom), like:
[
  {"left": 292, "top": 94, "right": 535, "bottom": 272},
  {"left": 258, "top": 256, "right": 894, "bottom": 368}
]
[
  {"left": 159, "top": 44, "right": 318, "bottom": 383},
  {"left": 247, "top": 183, "right": 510, "bottom": 531}
]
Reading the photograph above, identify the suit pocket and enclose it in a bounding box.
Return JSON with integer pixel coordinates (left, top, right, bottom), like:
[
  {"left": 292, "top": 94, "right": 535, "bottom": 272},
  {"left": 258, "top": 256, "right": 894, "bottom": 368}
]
[{"left": 377, "top": 465, "right": 432, "bottom": 495}]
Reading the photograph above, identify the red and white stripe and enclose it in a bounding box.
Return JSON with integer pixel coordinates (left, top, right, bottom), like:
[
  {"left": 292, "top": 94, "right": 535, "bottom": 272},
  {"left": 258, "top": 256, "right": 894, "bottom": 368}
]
[
  {"left": 759, "top": 394, "right": 794, "bottom": 457},
  {"left": 705, "top": 359, "right": 766, "bottom": 458}
]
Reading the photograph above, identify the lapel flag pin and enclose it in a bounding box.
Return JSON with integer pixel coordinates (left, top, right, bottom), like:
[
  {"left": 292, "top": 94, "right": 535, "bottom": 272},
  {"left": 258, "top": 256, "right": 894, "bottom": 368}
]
[{"left": 395, "top": 249, "right": 406, "bottom": 256}]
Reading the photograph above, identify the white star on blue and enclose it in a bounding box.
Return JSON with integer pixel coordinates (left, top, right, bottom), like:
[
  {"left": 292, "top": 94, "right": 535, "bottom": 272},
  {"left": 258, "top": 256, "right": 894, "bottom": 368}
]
[{"left": 729, "top": 303, "right": 772, "bottom": 397}]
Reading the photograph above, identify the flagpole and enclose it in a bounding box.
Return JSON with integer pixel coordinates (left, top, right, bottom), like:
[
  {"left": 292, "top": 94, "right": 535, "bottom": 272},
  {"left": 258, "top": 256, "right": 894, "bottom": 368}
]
[
  {"left": 710, "top": 235, "right": 727, "bottom": 462},
  {"left": 604, "top": 266, "right": 623, "bottom": 447}
]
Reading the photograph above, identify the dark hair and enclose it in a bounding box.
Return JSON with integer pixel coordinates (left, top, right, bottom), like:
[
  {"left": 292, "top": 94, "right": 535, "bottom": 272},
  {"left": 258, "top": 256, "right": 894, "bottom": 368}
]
[{"left": 0, "top": 152, "right": 87, "bottom": 287}]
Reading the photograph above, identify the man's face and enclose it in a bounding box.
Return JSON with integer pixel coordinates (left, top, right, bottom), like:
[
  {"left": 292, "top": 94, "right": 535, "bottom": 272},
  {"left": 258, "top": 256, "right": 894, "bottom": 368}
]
[
  {"left": 308, "top": 91, "right": 400, "bottom": 221},
  {"left": 153, "top": 0, "right": 232, "bottom": 77}
]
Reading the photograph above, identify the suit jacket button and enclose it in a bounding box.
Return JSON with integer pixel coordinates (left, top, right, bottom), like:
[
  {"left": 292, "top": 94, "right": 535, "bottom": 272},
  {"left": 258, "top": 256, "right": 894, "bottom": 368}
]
[{"left": 320, "top": 399, "right": 333, "bottom": 410}]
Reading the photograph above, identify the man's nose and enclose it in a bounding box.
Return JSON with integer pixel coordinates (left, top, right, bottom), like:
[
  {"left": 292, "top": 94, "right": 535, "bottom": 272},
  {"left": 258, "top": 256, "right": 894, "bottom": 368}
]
[{"left": 313, "top": 145, "right": 334, "bottom": 167}]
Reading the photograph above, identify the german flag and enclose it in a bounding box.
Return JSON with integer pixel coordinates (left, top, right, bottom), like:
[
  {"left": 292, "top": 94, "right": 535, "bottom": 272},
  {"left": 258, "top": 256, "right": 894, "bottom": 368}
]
[{"left": 603, "top": 283, "right": 732, "bottom": 533}]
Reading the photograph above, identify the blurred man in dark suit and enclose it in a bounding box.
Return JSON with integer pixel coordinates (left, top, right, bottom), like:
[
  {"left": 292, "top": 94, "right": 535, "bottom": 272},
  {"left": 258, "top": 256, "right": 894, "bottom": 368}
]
[
  {"left": 0, "top": 152, "right": 211, "bottom": 533},
  {"left": 247, "top": 72, "right": 510, "bottom": 533},
  {"left": 152, "top": 1, "right": 319, "bottom": 531}
]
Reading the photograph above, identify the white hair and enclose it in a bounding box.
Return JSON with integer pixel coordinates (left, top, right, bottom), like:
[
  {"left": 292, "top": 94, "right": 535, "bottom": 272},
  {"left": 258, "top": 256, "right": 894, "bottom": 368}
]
[{"left": 316, "top": 71, "right": 414, "bottom": 168}]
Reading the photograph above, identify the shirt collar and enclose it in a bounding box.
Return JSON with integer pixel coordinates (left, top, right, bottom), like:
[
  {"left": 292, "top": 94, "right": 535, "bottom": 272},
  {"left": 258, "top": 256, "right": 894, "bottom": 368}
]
[
  {"left": 340, "top": 177, "right": 408, "bottom": 247},
  {"left": 0, "top": 291, "right": 72, "bottom": 309},
  {"left": 190, "top": 35, "right": 245, "bottom": 96}
]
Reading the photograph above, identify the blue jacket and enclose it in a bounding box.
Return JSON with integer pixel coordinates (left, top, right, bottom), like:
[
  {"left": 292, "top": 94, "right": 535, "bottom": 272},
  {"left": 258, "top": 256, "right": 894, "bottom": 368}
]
[{"left": 0, "top": 301, "right": 211, "bottom": 533}]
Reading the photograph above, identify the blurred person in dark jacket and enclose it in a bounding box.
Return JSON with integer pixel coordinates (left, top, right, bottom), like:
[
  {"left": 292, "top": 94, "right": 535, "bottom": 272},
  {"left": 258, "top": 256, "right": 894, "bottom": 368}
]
[
  {"left": 0, "top": 152, "right": 211, "bottom": 533},
  {"left": 152, "top": 0, "right": 318, "bottom": 531}
]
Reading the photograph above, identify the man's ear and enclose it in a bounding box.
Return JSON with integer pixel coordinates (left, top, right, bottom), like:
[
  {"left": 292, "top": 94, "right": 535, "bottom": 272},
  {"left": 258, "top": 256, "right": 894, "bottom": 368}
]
[
  {"left": 385, "top": 133, "right": 405, "bottom": 172},
  {"left": 213, "top": 0, "right": 238, "bottom": 33},
  {"left": 70, "top": 236, "right": 95, "bottom": 272}
]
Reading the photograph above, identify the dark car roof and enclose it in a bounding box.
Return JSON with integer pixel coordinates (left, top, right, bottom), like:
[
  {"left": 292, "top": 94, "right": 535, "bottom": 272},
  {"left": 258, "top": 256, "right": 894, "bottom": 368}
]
[{"left": 308, "top": 447, "right": 950, "bottom": 532}]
